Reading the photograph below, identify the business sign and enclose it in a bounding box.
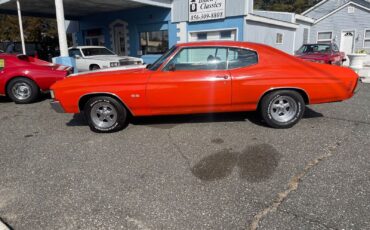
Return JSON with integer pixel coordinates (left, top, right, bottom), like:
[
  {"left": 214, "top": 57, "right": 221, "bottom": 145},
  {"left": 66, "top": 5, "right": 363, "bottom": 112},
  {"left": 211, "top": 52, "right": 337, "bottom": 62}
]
[{"left": 189, "top": 0, "right": 226, "bottom": 22}]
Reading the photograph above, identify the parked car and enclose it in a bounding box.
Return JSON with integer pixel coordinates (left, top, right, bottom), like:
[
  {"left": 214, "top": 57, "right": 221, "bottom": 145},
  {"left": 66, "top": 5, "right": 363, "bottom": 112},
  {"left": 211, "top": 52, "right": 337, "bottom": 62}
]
[
  {"left": 295, "top": 43, "right": 346, "bottom": 65},
  {"left": 68, "top": 46, "right": 144, "bottom": 72},
  {"left": 50, "top": 41, "right": 359, "bottom": 133},
  {"left": 0, "top": 54, "right": 72, "bottom": 104}
]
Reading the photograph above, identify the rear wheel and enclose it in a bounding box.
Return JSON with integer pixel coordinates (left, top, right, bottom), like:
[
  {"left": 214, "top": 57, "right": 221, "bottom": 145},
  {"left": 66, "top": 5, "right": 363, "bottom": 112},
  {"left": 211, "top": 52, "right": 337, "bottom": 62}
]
[
  {"left": 260, "top": 90, "right": 305, "bottom": 129},
  {"left": 84, "top": 96, "right": 127, "bottom": 133},
  {"left": 6, "top": 78, "right": 40, "bottom": 104}
]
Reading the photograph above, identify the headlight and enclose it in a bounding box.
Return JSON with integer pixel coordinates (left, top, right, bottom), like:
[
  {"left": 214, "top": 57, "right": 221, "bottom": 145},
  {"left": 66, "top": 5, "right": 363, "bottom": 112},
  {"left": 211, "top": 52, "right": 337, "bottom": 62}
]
[
  {"left": 110, "top": 62, "right": 119, "bottom": 67},
  {"left": 50, "top": 90, "right": 55, "bottom": 99}
]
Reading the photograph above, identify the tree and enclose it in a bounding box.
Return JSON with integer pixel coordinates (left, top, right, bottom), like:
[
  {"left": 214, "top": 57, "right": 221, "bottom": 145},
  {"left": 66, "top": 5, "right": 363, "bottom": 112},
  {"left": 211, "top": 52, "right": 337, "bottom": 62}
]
[
  {"left": 0, "top": 14, "right": 57, "bottom": 42},
  {"left": 254, "top": 0, "right": 321, "bottom": 13}
]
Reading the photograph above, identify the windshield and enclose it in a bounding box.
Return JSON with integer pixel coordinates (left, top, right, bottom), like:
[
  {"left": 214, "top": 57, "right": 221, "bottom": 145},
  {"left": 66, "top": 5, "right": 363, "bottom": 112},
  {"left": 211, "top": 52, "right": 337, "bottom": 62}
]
[
  {"left": 82, "top": 48, "right": 115, "bottom": 56},
  {"left": 148, "top": 46, "right": 177, "bottom": 71},
  {"left": 297, "top": 44, "right": 331, "bottom": 54}
]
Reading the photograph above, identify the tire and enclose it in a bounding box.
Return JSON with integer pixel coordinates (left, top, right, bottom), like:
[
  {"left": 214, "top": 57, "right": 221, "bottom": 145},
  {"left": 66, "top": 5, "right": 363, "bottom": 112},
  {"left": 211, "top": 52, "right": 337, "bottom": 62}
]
[
  {"left": 84, "top": 96, "right": 127, "bottom": 133},
  {"left": 6, "top": 77, "right": 40, "bottom": 104},
  {"left": 260, "top": 90, "right": 305, "bottom": 129},
  {"left": 90, "top": 65, "right": 100, "bottom": 71}
]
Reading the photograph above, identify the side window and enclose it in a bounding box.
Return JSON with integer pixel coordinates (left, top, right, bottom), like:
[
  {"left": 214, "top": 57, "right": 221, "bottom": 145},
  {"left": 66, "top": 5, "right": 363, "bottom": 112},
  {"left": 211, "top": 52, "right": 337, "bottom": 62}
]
[
  {"left": 227, "top": 48, "right": 258, "bottom": 69},
  {"left": 164, "top": 47, "right": 228, "bottom": 71},
  {"left": 69, "top": 49, "right": 82, "bottom": 58},
  {"left": 0, "top": 59, "right": 4, "bottom": 71}
]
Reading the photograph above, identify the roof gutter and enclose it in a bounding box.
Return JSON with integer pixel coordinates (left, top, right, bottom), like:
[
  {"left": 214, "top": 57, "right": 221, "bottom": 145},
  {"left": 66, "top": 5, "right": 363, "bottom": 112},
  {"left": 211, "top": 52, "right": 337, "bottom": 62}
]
[
  {"left": 128, "top": 0, "right": 171, "bottom": 8},
  {"left": 246, "top": 14, "right": 299, "bottom": 29},
  {"left": 295, "top": 14, "right": 315, "bottom": 24}
]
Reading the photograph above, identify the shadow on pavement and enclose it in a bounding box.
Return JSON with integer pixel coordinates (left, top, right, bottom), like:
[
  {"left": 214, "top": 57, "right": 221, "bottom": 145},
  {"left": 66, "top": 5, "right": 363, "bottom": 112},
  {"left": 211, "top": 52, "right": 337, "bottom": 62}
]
[
  {"left": 0, "top": 96, "right": 12, "bottom": 103},
  {"left": 66, "top": 106, "right": 323, "bottom": 129},
  {"left": 303, "top": 106, "right": 323, "bottom": 119},
  {"left": 0, "top": 93, "right": 51, "bottom": 104}
]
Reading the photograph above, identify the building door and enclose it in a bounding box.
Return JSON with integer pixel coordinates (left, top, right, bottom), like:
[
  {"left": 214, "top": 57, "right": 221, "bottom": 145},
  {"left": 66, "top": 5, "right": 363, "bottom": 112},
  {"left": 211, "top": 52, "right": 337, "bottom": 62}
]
[
  {"left": 113, "top": 24, "right": 128, "bottom": 56},
  {"left": 340, "top": 31, "right": 354, "bottom": 66},
  {"left": 340, "top": 31, "right": 354, "bottom": 54}
]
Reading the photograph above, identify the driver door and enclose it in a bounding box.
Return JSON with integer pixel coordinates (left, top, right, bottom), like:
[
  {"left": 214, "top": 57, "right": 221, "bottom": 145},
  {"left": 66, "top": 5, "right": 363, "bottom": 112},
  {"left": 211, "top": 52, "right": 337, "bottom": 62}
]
[{"left": 146, "top": 47, "right": 232, "bottom": 115}]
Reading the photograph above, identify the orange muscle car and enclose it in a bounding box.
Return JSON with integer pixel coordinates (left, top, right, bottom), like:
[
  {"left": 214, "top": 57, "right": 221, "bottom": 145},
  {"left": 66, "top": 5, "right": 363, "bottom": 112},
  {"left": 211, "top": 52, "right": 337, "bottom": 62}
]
[{"left": 50, "top": 41, "right": 359, "bottom": 133}]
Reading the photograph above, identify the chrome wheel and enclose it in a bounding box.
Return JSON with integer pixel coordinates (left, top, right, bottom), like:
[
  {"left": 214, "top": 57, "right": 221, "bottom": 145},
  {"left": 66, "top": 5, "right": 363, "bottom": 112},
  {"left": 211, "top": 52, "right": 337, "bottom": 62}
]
[
  {"left": 90, "top": 102, "right": 118, "bottom": 129},
  {"left": 270, "top": 96, "right": 298, "bottom": 123},
  {"left": 12, "top": 82, "right": 31, "bottom": 100}
]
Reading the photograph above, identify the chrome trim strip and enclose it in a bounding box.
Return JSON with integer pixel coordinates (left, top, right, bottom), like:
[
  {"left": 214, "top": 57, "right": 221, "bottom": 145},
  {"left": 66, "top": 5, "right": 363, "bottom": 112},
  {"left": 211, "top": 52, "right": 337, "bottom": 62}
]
[
  {"left": 257, "top": 87, "right": 311, "bottom": 105},
  {"left": 78, "top": 92, "right": 135, "bottom": 115}
]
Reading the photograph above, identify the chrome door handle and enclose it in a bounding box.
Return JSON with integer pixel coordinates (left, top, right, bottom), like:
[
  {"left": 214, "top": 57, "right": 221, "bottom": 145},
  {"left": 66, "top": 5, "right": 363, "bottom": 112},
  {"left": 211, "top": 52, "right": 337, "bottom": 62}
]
[{"left": 216, "top": 75, "right": 229, "bottom": 80}]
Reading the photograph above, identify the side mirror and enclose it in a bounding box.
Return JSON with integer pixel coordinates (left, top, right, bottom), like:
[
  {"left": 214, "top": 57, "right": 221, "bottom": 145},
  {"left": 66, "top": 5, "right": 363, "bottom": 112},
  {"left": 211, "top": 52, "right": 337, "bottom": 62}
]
[
  {"left": 168, "top": 64, "right": 176, "bottom": 71},
  {"left": 74, "top": 55, "right": 81, "bottom": 59},
  {"left": 146, "top": 64, "right": 152, "bottom": 69}
]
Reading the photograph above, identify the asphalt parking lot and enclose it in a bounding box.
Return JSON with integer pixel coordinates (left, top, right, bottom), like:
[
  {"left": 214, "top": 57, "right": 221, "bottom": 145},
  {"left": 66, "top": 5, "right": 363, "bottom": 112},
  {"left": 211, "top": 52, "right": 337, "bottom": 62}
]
[{"left": 0, "top": 83, "right": 369, "bottom": 230}]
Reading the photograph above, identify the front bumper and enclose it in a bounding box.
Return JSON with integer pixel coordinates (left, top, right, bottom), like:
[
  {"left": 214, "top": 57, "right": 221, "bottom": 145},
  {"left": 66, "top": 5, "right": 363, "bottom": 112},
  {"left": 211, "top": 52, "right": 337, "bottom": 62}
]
[{"left": 50, "top": 100, "right": 65, "bottom": 113}]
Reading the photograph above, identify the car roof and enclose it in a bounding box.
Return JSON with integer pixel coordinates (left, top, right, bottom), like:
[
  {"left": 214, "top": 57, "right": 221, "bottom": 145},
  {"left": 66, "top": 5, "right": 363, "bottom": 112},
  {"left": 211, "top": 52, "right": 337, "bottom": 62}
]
[{"left": 175, "top": 41, "right": 268, "bottom": 50}]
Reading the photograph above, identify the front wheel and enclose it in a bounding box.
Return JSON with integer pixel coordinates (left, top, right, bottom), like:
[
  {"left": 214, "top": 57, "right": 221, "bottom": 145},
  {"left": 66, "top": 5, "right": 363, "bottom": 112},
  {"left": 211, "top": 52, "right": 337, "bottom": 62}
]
[
  {"left": 84, "top": 96, "right": 128, "bottom": 133},
  {"left": 260, "top": 90, "right": 305, "bottom": 129}
]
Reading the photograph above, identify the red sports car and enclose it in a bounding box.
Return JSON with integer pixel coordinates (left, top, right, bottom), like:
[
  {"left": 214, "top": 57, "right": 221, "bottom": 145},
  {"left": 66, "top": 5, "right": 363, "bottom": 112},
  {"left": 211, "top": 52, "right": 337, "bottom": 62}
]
[
  {"left": 295, "top": 43, "right": 346, "bottom": 65},
  {"left": 50, "top": 41, "right": 359, "bottom": 133},
  {"left": 0, "top": 54, "right": 71, "bottom": 104}
]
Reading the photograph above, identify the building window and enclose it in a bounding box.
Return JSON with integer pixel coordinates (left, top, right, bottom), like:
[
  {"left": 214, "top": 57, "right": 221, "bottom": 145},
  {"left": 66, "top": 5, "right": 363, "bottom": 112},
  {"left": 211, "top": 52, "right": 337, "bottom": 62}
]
[
  {"left": 276, "top": 33, "right": 283, "bottom": 44},
  {"left": 197, "top": 33, "right": 208, "bottom": 40},
  {"left": 364, "top": 29, "right": 370, "bottom": 48},
  {"left": 140, "top": 30, "right": 169, "bottom": 55},
  {"left": 348, "top": 6, "right": 355, "bottom": 13},
  {"left": 84, "top": 28, "right": 105, "bottom": 46},
  {"left": 317, "top": 31, "right": 332, "bottom": 43},
  {"left": 220, "top": 31, "right": 232, "bottom": 39}
]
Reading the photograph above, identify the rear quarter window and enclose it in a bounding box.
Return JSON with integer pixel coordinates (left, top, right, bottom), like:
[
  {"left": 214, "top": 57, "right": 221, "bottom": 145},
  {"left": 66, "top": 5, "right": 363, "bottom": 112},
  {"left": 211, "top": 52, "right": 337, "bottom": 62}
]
[
  {"left": 228, "top": 48, "right": 258, "bottom": 69},
  {"left": 0, "top": 59, "right": 4, "bottom": 70}
]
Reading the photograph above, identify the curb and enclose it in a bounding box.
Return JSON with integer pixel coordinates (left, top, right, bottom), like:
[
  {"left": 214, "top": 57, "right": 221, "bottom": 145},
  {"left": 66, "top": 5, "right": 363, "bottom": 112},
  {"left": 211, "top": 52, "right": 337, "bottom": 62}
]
[
  {"left": 361, "top": 78, "right": 370, "bottom": 84},
  {"left": 0, "top": 220, "right": 10, "bottom": 230}
]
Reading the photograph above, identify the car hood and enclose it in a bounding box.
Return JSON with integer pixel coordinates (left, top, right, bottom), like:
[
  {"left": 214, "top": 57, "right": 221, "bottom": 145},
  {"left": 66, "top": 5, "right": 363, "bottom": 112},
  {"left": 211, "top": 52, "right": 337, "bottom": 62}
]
[
  {"left": 68, "top": 64, "right": 146, "bottom": 77},
  {"left": 51, "top": 67, "right": 151, "bottom": 90},
  {"left": 83, "top": 55, "right": 142, "bottom": 62}
]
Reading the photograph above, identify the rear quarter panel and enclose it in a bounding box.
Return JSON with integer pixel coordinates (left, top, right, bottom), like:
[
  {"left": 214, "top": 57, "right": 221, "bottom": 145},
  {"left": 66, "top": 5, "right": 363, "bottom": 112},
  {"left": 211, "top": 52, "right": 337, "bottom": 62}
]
[
  {"left": 0, "top": 57, "right": 67, "bottom": 93},
  {"left": 231, "top": 45, "right": 357, "bottom": 109}
]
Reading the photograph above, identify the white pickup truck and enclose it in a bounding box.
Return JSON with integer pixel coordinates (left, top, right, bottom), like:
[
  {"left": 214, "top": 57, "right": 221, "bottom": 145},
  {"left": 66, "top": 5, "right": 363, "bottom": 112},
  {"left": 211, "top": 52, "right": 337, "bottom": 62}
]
[{"left": 68, "top": 46, "right": 144, "bottom": 72}]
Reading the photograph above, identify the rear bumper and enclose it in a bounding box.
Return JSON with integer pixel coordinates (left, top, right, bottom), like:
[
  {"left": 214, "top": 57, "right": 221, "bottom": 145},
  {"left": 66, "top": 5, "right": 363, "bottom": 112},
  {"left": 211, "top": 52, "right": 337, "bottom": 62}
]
[{"left": 50, "top": 100, "right": 65, "bottom": 113}]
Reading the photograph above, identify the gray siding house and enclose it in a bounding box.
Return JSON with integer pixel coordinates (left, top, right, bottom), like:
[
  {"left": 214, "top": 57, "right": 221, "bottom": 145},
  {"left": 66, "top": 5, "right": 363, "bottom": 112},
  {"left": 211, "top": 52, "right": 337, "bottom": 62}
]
[
  {"left": 302, "top": 0, "right": 370, "bottom": 54},
  {"left": 245, "top": 10, "right": 314, "bottom": 54}
]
